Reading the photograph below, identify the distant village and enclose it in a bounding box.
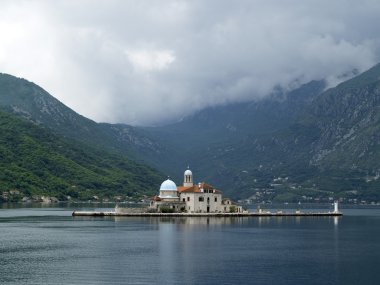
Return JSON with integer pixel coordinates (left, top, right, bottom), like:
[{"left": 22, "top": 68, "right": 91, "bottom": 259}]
[{"left": 238, "top": 175, "right": 379, "bottom": 205}]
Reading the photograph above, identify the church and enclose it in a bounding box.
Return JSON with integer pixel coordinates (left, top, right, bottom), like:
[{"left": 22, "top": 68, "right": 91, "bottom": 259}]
[{"left": 149, "top": 168, "right": 242, "bottom": 213}]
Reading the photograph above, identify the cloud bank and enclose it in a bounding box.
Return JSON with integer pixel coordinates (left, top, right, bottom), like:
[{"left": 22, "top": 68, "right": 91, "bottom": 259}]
[{"left": 0, "top": 0, "right": 380, "bottom": 125}]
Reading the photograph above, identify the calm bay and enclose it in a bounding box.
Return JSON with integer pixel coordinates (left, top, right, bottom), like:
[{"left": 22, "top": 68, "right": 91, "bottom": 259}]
[{"left": 1, "top": 205, "right": 379, "bottom": 285}]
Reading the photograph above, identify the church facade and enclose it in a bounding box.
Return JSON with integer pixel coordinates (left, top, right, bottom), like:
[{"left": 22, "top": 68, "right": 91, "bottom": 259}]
[{"left": 149, "top": 168, "right": 241, "bottom": 213}]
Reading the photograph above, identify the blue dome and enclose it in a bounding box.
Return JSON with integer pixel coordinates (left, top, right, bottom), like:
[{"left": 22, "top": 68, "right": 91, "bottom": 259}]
[{"left": 160, "top": 179, "right": 177, "bottom": 191}]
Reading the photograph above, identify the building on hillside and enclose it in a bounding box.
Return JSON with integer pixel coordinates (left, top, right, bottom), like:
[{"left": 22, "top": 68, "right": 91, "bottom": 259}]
[{"left": 149, "top": 167, "right": 242, "bottom": 213}]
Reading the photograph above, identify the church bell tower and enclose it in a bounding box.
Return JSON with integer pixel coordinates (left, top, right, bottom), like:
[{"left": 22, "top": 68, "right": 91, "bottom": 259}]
[{"left": 183, "top": 167, "right": 193, "bottom": 187}]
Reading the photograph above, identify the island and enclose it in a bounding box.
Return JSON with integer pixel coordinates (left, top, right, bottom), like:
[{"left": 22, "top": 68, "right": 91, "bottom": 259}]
[{"left": 72, "top": 167, "right": 342, "bottom": 217}]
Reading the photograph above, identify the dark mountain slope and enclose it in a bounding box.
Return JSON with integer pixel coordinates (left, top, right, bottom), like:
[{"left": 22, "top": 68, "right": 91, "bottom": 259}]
[
  {"left": 205, "top": 64, "right": 380, "bottom": 200},
  {"left": 305, "top": 63, "right": 380, "bottom": 169},
  {"left": 145, "top": 80, "right": 325, "bottom": 147},
  {"left": 137, "top": 64, "right": 380, "bottom": 203},
  {"left": 140, "top": 80, "right": 326, "bottom": 185}
]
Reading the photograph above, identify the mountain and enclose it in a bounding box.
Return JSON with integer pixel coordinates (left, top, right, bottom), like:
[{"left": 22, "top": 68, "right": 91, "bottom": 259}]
[
  {"left": 297, "top": 64, "right": 380, "bottom": 197},
  {"left": 0, "top": 73, "right": 163, "bottom": 160},
  {"left": 2, "top": 63, "right": 380, "bottom": 204},
  {"left": 144, "top": 80, "right": 325, "bottom": 146},
  {"left": 138, "top": 65, "right": 380, "bottom": 203},
  {"left": 0, "top": 74, "right": 166, "bottom": 201},
  {"left": 253, "top": 63, "right": 380, "bottom": 202},
  {"left": 0, "top": 108, "right": 163, "bottom": 202},
  {"left": 138, "top": 80, "right": 326, "bottom": 191}
]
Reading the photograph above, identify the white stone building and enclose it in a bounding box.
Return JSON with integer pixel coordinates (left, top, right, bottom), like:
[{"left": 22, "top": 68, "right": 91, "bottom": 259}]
[{"left": 150, "top": 168, "right": 241, "bottom": 213}]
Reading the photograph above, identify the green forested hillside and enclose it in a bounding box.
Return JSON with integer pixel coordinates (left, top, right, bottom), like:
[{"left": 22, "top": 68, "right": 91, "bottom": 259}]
[
  {"left": 0, "top": 109, "right": 163, "bottom": 202},
  {"left": 0, "top": 73, "right": 163, "bottom": 160}
]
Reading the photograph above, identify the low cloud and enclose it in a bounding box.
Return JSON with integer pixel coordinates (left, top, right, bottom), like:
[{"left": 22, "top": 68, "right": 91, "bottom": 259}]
[
  {"left": 0, "top": 0, "right": 380, "bottom": 125},
  {"left": 126, "top": 49, "right": 175, "bottom": 72}
]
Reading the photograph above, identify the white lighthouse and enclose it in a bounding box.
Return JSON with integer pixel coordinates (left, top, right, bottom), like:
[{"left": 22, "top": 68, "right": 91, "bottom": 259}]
[{"left": 333, "top": 201, "right": 339, "bottom": 213}]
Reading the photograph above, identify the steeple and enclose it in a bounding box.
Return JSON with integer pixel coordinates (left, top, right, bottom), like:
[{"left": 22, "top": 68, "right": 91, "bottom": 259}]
[{"left": 183, "top": 166, "right": 193, "bottom": 187}]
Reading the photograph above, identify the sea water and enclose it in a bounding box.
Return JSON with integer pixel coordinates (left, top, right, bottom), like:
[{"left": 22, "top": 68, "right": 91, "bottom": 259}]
[{"left": 0, "top": 205, "right": 379, "bottom": 285}]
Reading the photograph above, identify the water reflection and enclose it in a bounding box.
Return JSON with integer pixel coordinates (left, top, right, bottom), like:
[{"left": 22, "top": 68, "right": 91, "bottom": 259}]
[
  {"left": 113, "top": 216, "right": 250, "bottom": 225},
  {"left": 159, "top": 223, "right": 176, "bottom": 283},
  {"left": 334, "top": 216, "right": 339, "bottom": 227},
  {"left": 110, "top": 215, "right": 343, "bottom": 228}
]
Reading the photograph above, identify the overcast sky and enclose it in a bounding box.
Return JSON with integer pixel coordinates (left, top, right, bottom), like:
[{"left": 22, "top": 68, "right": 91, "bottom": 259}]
[{"left": 1, "top": 0, "right": 380, "bottom": 125}]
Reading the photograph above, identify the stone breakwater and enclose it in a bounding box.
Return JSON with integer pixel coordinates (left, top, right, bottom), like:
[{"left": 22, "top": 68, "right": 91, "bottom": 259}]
[{"left": 72, "top": 211, "right": 343, "bottom": 217}]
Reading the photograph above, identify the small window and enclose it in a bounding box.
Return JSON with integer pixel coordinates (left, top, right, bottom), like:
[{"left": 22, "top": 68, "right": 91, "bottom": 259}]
[
  {"left": 187, "top": 197, "right": 190, "bottom": 201},
  {"left": 199, "top": 197, "right": 204, "bottom": 202},
  {"left": 214, "top": 197, "right": 217, "bottom": 202},
  {"left": 182, "top": 198, "right": 185, "bottom": 202}
]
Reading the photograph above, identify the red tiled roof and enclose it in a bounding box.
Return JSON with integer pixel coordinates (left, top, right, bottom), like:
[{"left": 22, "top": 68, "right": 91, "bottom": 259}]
[
  {"left": 177, "top": 182, "right": 221, "bottom": 194},
  {"left": 177, "top": 186, "right": 196, "bottom": 193}
]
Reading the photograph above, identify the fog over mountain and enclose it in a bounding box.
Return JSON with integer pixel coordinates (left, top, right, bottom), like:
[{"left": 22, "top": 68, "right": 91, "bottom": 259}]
[{"left": 1, "top": 0, "right": 380, "bottom": 125}]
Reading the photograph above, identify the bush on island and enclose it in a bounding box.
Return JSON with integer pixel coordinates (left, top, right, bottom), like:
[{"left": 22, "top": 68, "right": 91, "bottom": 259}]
[{"left": 160, "top": 206, "right": 175, "bottom": 213}]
